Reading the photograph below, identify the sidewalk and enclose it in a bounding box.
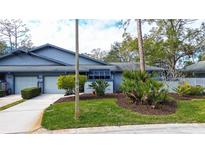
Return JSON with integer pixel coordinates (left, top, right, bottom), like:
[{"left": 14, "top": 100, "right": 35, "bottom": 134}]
[
  {"left": 0, "top": 95, "right": 22, "bottom": 108},
  {"left": 33, "top": 123, "right": 205, "bottom": 134}
]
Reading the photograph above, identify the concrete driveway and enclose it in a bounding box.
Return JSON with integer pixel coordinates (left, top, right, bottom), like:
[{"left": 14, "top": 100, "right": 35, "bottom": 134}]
[
  {"left": 0, "top": 94, "right": 63, "bottom": 134},
  {"left": 0, "top": 95, "right": 22, "bottom": 108}
]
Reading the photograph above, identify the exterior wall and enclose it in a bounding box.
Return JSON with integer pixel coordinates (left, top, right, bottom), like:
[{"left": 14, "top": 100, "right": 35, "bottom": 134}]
[
  {"left": 5, "top": 71, "right": 120, "bottom": 94},
  {"left": 35, "top": 48, "right": 103, "bottom": 65},
  {"left": 113, "top": 72, "right": 123, "bottom": 92},
  {"left": 5, "top": 70, "right": 167, "bottom": 94},
  {"left": 0, "top": 54, "right": 59, "bottom": 66},
  {"left": 84, "top": 80, "right": 113, "bottom": 94},
  {"left": 5, "top": 74, "right": 14, "bottom": 93},
  {"left": 6, "top": 72, "right": 68, "bottom": 94},
  {"left": 112, "top": 71, "right": 164, "bottom": 93},
  {"left": 38, "top": 75, "right": 44, "bottom": 93}
]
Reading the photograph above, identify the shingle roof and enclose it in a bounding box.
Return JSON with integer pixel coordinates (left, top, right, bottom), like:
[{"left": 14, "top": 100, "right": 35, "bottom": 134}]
[
  {"left": 111, "top": 62, "right": 164, "bottom": 71},
  {"left": 0, "top": 44, "right": 164, "bottom": 73},
  {"left": 183, "top": 61, "right": 205, "bottom": 72},
  {"left": 0, "top": 62, "right": 164, "bottom": 73},
  {"left": 0, "top": 43, "right": 108, "bottom": 65},
  {"left": 0, "top": 65, "right": 119, "bottom": 73}
]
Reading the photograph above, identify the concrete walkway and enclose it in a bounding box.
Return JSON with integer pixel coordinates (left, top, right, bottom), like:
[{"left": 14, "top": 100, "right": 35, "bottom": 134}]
[
  {"left": 0, "top": 94, "right": 63, "bottom": 134},
  {"left": 34, "top": 124, "right": 205, "bottom": 134},
  {"left": 0, "top": 95, "right": 22, "bottom": 108}
]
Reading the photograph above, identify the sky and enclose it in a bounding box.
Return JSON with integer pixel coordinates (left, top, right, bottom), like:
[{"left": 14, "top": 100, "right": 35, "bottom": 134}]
[
  {"left": 25, "top": 19, "right": 204, "bottom": 54},
  {"left": 25, "top": 19, "right": 148, "bottom": 53}
]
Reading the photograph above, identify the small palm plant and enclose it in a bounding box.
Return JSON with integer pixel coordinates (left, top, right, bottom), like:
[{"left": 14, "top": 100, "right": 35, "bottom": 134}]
[
  {"left": 89, "top": 80, "right": 109, "bottom": 96},
  {"left": 120, "top": 70, "right": 168, "bottom": 107}
]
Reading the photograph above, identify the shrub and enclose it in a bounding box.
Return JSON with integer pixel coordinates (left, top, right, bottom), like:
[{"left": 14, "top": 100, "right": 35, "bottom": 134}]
[
  {"left": 175, "top": 82, "right": 204, "bottom": 96},
  {"left": 89, "top": 80, "right": 109, "bottom": 96},
  {"left": 174, "top": 82, "right": 191, "bottom": 96},
  {"left": 120, "top": 71, "right": 168, "bottom": 107},
  {"left": 21, "top": 87, "right": 41, "bottom": 99},
  {"left": 57, "top": 75, "right": 87, "bottom": 95},
  {"left": 0, "top": 90, "right": 6, "bottom": 97},
  {"left": 190, "top": 85, "right": 204, "bottom": 95}
]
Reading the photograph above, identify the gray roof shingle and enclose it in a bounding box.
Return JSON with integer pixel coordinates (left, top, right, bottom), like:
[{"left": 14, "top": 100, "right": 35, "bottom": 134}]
[
  {"left": 0, "top": 63, "right": 164, "bottom": 73},
  {"left": 110, "top": 62, "right": 164, "bottom": 71},
  {"left": 0, "top": 65, "right": 119, "bottom": 73},
  {"left": 184, "top": 61, "right": 205, "bottom": 72}
]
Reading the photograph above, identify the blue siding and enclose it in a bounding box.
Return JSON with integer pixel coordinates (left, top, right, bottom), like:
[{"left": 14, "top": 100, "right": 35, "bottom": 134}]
[
  {"left": 35, "top": 48, "right": 103, "bottom": 65},
  {"left": 0, "top": 53, "right": 60, "bottom": 66},
  {"left": 5, "top": 71, "right": 122, "bottom": 94},
  {"left": 0, "top": 44, "right": 119, "bottom": 93},
  {"left": 113, "top": 72, "right": 123, "bottom": 92},
  {"left": 5, "top": 74, "right": 14, "bottom": 93}
]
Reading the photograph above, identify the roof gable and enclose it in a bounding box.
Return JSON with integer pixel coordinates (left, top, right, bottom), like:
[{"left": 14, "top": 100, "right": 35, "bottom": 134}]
[
  {"left": 0, "top": 44, "right": 108, "bottom": 66},
  {"left": 29, "top": 43, "right": 108, "bottom": 65},
  {"left": 0, "top": 50, "right": 63, "bottom": 66}
]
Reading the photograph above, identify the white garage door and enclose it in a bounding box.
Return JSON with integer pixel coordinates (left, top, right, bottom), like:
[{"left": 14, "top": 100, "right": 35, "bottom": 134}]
[
  {"left": 44, "top": 76, "right": 65, "bottom": 94},
  {"left": 15, "top": 76, "right": 38, "bottom": 94}
]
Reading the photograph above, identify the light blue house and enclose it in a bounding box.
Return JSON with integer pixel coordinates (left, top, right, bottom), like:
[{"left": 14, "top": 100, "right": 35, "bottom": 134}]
[{"left": 0, "top": 43, "right": 164, "bottom": 94}]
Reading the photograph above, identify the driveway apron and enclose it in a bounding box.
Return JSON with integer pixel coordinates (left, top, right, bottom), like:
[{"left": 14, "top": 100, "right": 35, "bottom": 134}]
[{"left": 0, "top": 94, "right": 63, "bottom": 134}]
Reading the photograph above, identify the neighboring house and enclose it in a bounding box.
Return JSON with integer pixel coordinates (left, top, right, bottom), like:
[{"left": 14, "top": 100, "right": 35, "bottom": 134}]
[
  {"left": 0, "top": 43, "right": 164, "bottom": 94},
  {"left": 183, "top": 61, "right": 205, "bottom": 77}
]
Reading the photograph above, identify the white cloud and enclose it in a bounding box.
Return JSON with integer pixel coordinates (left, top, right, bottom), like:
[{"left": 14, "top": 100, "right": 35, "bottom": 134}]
[
  {"left": 26, "top": 19, "right": 126, "bottom": 53},
  {"left": 25, "top": 19, "right": 204, "bottom": 54}
]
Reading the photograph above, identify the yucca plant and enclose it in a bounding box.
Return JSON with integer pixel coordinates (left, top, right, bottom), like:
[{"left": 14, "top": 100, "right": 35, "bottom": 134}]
[{"left": 89, "top": 80, "right": 109, "bottom": 96}]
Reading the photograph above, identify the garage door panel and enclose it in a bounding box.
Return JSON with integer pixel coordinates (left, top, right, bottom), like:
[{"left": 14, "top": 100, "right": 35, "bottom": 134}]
[
  {"left": 44, "top": 76, "right": 65, "bottom": 94},
  {"left": 15, "top": 76, "right": 38, "bottom": 94}
]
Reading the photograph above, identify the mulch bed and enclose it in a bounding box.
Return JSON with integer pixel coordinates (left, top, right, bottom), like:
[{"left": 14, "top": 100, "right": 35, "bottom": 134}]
[
  {"left": 116, "top": 93, "right": 177, "bottom": 115},
  {"left": 54, "top": 93, "right": 117, "bottom": 104},
  {"left": 168, "top": 93, "right": 205, "bottom": 100},
  {"left": 55, "top": 93, "right": 177, "bottom": 115}
]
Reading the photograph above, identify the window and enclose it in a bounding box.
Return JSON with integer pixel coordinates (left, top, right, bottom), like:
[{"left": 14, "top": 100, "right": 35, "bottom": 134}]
[{"left": 88, "top": 69, "right": 111, "bottom": 80}]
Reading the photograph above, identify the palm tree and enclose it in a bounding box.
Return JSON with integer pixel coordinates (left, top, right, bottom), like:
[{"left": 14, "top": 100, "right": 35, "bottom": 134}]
[
  {"left": 75, "top": 19, "right": 80, "bottom": 119},
  {"left": 136, "top": 19, "right": 145, "bottom": 72}
]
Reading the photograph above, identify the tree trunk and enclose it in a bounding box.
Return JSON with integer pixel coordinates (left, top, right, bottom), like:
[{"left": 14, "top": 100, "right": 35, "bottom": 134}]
[
  {"left": 8, "top": 33, "right": 12, "bottom": 51},
  {"left": 75, "top": 19, "right": 80, "bottom": 119},
  {"left": 14, "top": 27, "right": 17, "bottom": 49},
  {"left": 136, "top": 19, "right": 145, "bottom": 72}
]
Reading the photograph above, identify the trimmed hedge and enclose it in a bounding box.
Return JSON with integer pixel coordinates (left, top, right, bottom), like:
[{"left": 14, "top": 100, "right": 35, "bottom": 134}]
[
  {"left": 21, "top": 87, "right": 41, "bottom": 99},
  {"left": 0, "top": 90, "right": 6, "bottom": 97}
]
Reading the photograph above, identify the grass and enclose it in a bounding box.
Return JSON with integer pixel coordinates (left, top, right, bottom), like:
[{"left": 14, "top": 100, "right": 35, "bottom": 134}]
[
  {"left": 0, "top": 99, "right": 25, "bottom": 111},
  {"left": 42, "top": 98, "right": 205, "bottom": 130}
]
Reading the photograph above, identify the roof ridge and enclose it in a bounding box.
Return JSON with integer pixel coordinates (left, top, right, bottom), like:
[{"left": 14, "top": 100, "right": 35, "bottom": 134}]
[{"left": 0, "top": 49, "right": 28, "bottom": 59}]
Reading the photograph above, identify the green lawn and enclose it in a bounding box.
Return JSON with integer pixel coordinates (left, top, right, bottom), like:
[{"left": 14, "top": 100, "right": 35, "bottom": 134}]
[
  {"left": 42, "top": 98, "right": 205, "bottom": 130},
  {"left": 0, "top": 99, "right": 25, "bottom": 111}
]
